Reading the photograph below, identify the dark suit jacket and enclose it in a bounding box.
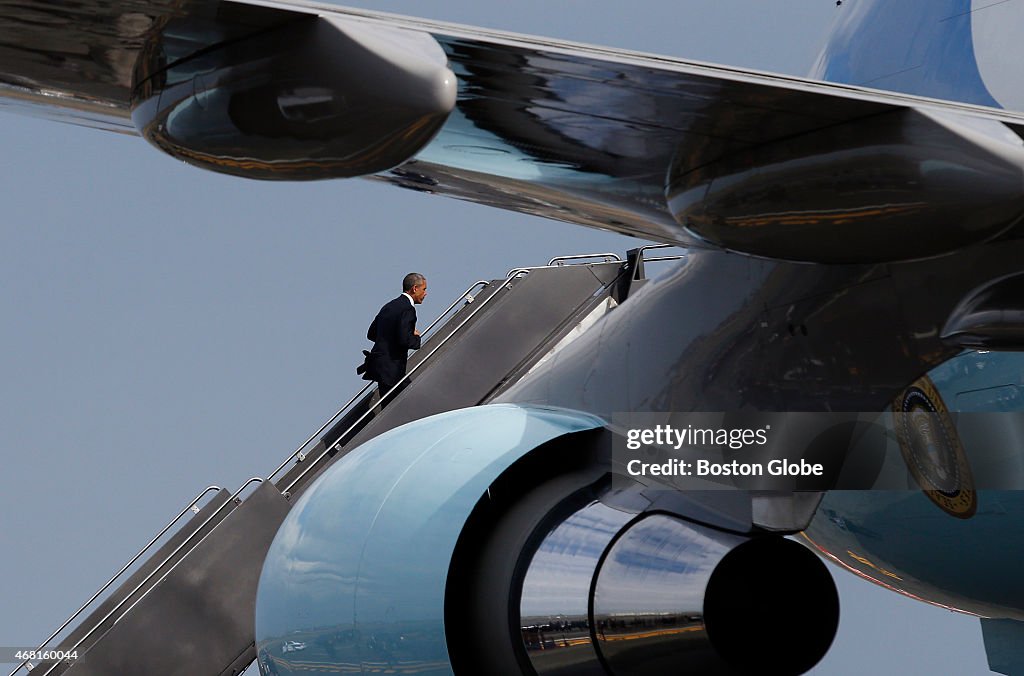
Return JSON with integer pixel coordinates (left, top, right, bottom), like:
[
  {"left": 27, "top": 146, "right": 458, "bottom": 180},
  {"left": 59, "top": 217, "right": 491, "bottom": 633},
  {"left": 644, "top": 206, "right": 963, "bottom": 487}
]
[{"left": 366, "top": 295, "right": 421, "bottom": 391}]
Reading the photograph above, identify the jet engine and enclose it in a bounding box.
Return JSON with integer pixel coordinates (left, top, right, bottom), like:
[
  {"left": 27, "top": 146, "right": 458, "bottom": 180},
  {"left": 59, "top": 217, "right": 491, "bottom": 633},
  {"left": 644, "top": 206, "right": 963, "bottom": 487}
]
[
  {"left": 131, "top": 9, "right": 456, "bottom": 180},
  {"left": 254, "top": 405, "right": 838, "bottom": 676}
]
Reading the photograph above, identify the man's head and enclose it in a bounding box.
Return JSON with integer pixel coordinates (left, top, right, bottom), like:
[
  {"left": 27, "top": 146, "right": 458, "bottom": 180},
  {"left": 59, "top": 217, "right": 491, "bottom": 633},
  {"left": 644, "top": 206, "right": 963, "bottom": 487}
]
[{"left": 403, "top": 272, "right": 427, "bottom": 304}]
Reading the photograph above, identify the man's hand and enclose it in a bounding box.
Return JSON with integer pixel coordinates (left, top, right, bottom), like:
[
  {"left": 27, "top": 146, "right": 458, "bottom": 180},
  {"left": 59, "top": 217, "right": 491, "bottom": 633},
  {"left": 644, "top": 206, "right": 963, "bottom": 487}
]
[{"left": 414, "top": 329, "right": 421, "bottom": 336}]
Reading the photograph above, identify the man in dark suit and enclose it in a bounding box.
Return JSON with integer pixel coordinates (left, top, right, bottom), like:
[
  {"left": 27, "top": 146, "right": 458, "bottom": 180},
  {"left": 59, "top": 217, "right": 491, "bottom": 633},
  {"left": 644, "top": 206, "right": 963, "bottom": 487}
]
[{"left": 361, "top": 272, "right": 427, "bottom": 407}]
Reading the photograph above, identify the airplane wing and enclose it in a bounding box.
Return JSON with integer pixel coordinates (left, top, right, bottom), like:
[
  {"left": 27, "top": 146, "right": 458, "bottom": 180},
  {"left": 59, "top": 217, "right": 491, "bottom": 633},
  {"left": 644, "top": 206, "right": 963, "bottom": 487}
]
[{"left": 4, "top": 0, "right": 1024, "bottom": 262}]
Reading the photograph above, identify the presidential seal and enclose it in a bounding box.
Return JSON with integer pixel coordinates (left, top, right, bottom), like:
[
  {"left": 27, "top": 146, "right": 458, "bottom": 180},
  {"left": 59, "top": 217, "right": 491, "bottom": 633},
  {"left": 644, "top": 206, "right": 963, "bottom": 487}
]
[{"left": 892, "top": 376, "right": 977, "bottom": 518}]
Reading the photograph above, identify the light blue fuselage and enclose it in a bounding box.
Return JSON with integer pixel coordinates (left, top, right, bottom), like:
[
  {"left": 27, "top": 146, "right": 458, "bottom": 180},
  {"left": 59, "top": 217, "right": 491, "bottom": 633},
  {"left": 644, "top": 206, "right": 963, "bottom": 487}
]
[{"left": 807, "top": 0, "right": 1024, "bottom": 619}]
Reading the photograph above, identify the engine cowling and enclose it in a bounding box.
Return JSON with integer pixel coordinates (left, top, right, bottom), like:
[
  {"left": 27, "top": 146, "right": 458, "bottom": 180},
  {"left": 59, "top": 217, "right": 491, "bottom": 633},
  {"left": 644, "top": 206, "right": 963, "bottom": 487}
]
[
  {"left": 131, "top": 11, "right": 456, "bottom": 180},
  {"left": 254, "top": 405, "right": 838, "bottom": 676}
]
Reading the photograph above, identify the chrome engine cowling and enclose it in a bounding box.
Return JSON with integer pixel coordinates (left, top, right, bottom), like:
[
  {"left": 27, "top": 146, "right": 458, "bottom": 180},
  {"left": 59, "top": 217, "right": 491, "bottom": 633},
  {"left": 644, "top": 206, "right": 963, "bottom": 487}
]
[{"left": 132, "top": 10, "right": 456, "bottom": 180}]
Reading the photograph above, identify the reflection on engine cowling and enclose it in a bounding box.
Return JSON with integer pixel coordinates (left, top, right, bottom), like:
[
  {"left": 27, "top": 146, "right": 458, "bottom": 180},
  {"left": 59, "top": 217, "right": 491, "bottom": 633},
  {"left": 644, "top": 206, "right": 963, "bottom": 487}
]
[
  {"left": 516, "top": 510, "right": 838, "bottom": 676},
  {"left": 666, "top": 108, "right": 1024, "bottom": 263},
  {"left": 520, "top": 502, "right": 634, "bottom": 674},
  {"left": 131, "top": 11, "right": 457, "bottom": 179}
]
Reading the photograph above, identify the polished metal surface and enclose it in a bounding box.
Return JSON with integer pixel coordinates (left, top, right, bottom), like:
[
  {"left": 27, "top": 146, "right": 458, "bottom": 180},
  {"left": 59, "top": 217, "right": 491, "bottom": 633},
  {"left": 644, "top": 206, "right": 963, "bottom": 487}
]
[
  {"left": 497, "top": 237, "right": 1024, "bottom": 415},
  {"left": 942, "top": 272, "right": 1024, "bottom": 349},
  {"left": 592, "top": 515, "right": 838, "bottom": 676},
  {"left": 132, "top": 13, "right": 456, "bottom": 179},
  {"left": 519, "top": 501, "right": 633, "bottom": 676},
  {"left": 494, "top": 238, "right": 1024, "bottom": 621},
  {"left": 7, "top": 0, "right": 1024, "bottom": 254},
  {"left": 548, "top": 253, "right": 622, "bottom": 266},
  {"left": 667, "top": 108, "right": 1024, "bottom": 263},
  {"left": 408, "top": 30, "right": 893, "bottom": 249},
  {"left": 0, "top": 0, "right": 180, "bottom": 129},
  {"left": 750, "top": 492, "right": 824, "bottom": 532},
  {"left": 516, "top": 496, "right": 839, "bottom": 676},
  {"left": 592, "top": 515, "right": 742, "bottom": 676}
]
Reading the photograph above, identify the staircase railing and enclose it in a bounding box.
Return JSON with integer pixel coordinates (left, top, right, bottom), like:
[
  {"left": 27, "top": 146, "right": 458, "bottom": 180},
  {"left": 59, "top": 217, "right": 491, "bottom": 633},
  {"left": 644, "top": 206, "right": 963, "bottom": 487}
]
[{"left": 8, "top": 485, "right": 225, "bottom": 676}]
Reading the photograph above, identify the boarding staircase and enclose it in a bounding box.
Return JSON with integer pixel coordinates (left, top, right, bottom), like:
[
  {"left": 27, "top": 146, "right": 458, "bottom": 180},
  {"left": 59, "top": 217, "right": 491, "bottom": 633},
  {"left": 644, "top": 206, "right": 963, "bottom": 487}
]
[{"left": 11, "top": 247, "right": 684, "bottom": 676}]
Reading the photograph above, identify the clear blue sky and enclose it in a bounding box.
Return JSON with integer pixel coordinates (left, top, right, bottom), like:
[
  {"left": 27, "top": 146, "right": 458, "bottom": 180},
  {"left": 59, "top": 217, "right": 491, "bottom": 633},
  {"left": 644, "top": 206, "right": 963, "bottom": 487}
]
[{"left": 0, "top": 2, "right": 993, "bottom": 674}]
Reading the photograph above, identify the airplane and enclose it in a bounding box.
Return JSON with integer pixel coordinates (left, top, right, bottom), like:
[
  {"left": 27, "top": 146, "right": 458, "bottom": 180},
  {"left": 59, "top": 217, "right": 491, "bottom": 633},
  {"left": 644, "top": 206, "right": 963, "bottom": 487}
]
[{"left": 2, "top": 0, "right": 1024, "bottom": 674}]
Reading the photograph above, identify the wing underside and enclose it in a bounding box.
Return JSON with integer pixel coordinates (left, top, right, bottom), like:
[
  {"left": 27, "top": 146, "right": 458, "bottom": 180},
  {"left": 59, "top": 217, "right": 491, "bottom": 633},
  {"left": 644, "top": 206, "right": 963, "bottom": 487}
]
[{"left": 4, "top": 0, "right": 1024, "bottom": 259}]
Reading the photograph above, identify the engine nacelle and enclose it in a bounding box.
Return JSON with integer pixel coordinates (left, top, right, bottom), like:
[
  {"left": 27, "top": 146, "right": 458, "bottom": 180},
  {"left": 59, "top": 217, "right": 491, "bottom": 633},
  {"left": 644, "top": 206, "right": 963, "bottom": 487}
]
[
  {"left": 131, "top": 10, "right": 456, "bottom": 180},
  {"left": 666, "top": 108, "right": 1024, "bottom": 263},
  {"left": 451, "top": 455, "right": 839, "bottom": 675},
  {"left": 255, "top": 405, "right": 838, "bottom": 675},
  {"left": 516, "top": 513, "right": 837, "bottom": 675}
]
